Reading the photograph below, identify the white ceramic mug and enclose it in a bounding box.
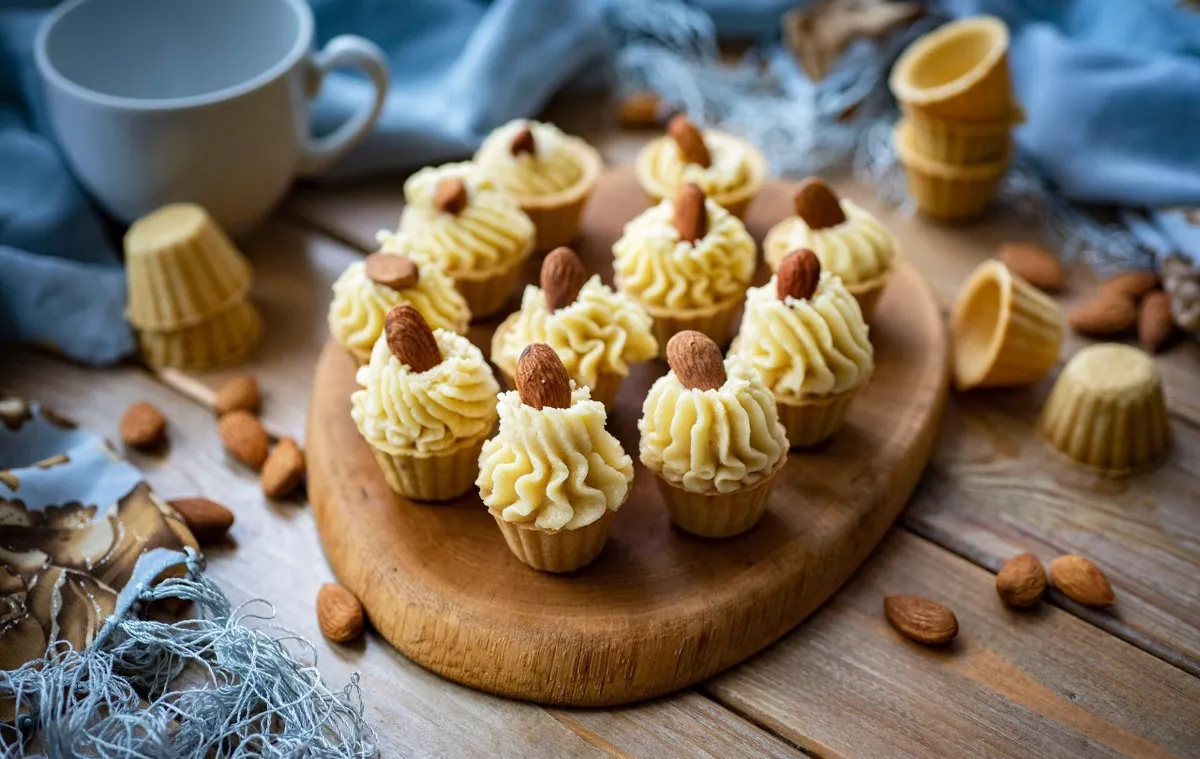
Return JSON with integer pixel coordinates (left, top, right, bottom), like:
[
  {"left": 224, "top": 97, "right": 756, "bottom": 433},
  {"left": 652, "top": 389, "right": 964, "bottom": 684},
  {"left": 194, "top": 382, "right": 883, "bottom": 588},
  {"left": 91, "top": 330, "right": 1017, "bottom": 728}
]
[{"left": 35, "top": 0, "right": 389, "bottom": 236}]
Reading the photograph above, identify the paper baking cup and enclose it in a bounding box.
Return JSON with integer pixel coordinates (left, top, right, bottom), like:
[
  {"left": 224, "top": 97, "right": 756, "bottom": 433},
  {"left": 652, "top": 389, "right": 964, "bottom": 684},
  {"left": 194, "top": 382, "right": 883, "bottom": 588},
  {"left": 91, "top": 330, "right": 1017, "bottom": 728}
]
[
  {"left": 491, "top": 509, "right": 615, "bottom": 573},
  {"left": 951, "top": 260, "right": 1062, "bottom": 390},
  {"left": 137, "top": 298, "right": 262, "bottom": 370},
  {"left": 492, "top": 318, "right": 626, "bottom": 409},
  {"left": 776, "top": 388, "right": 858, "bottom": 447},
  {"left": 124, "top": 203, "right": 253, "bottom": 331},
  {"left": 1039, "top": 344, "right": 1171, "bottom": 477},
  {"left": 639, "top": 294, "right": 743, "bottom": 349},
  {"left": 449, "top": 241, "right": 532, "bottom": 319},
  {"left": 517, "top": 140, "right": 603, "bottom": 252},
  {"left": 894, "top": 119, "right": 1009, "bottom": 220},
  {"left": 635, "top": 131, "right": 767, "bottom": 219},
  {"left": 901, "top": 102, "right": 1022, "bottom": 164},
  {"left": 889, "top": 15, "right": 1013, "bottom": 122},
  {"left": 653, "top": 454, "right": 783, "bottom": 538},
  {"left": 372, "top": 427, "right": 492, "bottom": 502}
]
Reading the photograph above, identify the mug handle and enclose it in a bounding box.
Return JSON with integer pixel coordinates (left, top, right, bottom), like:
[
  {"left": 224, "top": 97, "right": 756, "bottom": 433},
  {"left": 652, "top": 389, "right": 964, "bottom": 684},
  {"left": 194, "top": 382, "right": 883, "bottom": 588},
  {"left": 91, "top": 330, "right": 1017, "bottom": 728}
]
[{"left": 297, "top": 35, "right": 390, "bottom": 177}]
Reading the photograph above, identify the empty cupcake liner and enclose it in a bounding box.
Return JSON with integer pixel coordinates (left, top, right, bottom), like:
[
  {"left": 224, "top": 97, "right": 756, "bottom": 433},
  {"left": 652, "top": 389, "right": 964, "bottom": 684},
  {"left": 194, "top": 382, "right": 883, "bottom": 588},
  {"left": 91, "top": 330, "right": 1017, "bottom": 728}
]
[
  {"left": 653, "top": 452, "right": 784, "bottom": 538},
  {"left": 136, "top": 298, "right": 262, "bottom": 370},
  {"left": 894, "top": 119, "right": 1009, "bottom": 220},
  {"left": 491, "top": 508, "right": 616, "bottom": 573},
  {"left": 371, "top": 427, "right": 492, "bottom": 502},
  {"left": 901, "top": 102, "right": 1023, "bottom": 164},
  {"left": 889, "top": 15, "right": 1013, "bottom": 122},
  {"left": 776, "top": 388, "right": 859, "bottom": 448},
  {"left": 517, "top": 141, "right": 603, "bottom": 252}
]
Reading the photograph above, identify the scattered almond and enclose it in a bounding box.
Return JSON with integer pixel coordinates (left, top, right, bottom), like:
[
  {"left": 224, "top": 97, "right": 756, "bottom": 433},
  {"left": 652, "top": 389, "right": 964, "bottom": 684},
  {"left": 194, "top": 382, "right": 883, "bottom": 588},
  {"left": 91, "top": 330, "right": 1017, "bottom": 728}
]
[
  {"left": 667, "top": 114, "right": 711, "bottom": 168},
  {"left": 317, "top": 583, "right": 364, "bottom": 643},
  {"left": 673, "top": 183, "right": 707, "bottom": 243},
  {"left": 214, "top": 375, "right": 260, "bottom": 416},
  {"left": 1069, "top": 293, "right": 1137, "bottom": 336},
  {"left": 364, "top": 252, "right": 419, "bottom": 291},
  {"left": 218, "top": 410, "right": 270, "bottom": 470},
  {"left": 1098, "top": 270, "right": 1159, "bottom": 301},
  {"left": 434, "top": 177, "right": 468, "bottom": 215},
  {"left": 1049, "top": 555, "right": 1115, "bottom": 607},
  {"left": 541, "top": 247, "right": 588, "bottom": 311},
  {"left": 261, "top": 437, "right": 306, "bottom": 499},
  {"left": 120, "top": 401, "right": 166, "bottom": 449},
  {"left": 883, "top": 595, "right": 958, "bottom": 645},
  {"left": 995, "top": 552, "right": 1046, "bottom": 608},
  {"left": 168, "top": 497, "right": 234, "bottom": 544},
  {"left": 777, "top": 248, "right": 822, "bottom": 301},
  {"left": 384, "top": 304, "right": 442, "bottom": 373},
  {"left": 515, "top": 343, "right": 572, "bottom": 410},
  {"left": 666, "top": 331, "right": 726, "bottom": 391},
  {"left": 510, "top": 126, "right": 536, "bottom": 156},
  {"left": 793, "top": 177, "right": 846, "bottom": 229},
  {"left": 1138, "top": 290, "right": 1174, "bottom": 352},
  {"left": 617, "top": 92, "right": 662, "bottom": 127},
  {"left": 997, "top": 242, "right": 1065, "bottom": 292}
]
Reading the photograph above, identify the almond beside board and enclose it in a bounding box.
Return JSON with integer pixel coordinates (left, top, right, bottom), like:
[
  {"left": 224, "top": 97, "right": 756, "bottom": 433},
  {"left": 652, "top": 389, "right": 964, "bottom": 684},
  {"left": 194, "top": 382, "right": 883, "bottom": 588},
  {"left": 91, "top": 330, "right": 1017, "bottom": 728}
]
[
  {"left": 995, "top": 552, "right": 1046, "bottom": 608},
  {"left": 218, "top": 410, "right": 270, "bottom": 470},
  {"left": 1049, "top": 555, "right": 1116, "bottom": 607},
  {"left": 997, "top": 243, "right": 1065, "bottom": 292},
  {"left": 120, "top": 401, "right": 166, "bottom": 449},
  {"left": 168, "top": 497, "right": 234, "bottom": 544},
  {"left": 317, "top": 583, "right": 365, "bottom": 643},
  {"left": 884, "top": 595, "right": 958, "bottom": 645}
]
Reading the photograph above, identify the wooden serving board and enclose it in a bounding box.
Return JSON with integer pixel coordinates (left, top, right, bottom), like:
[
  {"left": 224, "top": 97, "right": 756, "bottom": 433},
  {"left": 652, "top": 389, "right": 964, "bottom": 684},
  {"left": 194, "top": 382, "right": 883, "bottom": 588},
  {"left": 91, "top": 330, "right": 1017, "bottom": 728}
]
[{"left": 307, "top": 167, "right": 949, "bottom": 707}]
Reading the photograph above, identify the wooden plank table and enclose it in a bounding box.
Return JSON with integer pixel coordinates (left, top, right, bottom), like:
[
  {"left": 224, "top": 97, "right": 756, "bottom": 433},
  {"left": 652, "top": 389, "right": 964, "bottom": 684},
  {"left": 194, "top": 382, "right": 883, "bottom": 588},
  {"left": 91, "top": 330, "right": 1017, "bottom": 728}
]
[{"left": 3, "top": 96, "right": 1198, "bottom": 757}]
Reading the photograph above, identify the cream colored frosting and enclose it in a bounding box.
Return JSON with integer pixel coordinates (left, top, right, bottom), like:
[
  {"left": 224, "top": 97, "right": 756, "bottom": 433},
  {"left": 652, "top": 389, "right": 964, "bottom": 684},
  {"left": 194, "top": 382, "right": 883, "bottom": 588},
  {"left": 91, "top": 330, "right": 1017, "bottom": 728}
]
[
  {"left": 612, "top": 198, "right": 756, "bottom": 311},
  {"left": 474, "top": 119, "right": 586, "bottom": 197},
  {"left": 398, "top": 161, "right": 535, "bottom": 274},
  {"left": 734, "top": 272, "right": 874, "bottom": 398},
  {"left": 640, "top": 131, "right": 754, "bottom": 198},
  {"left": 351, "top": 329, "right": 499, "bottom": 456},
  {"left": 639, "top": 357, "right": 787, "bottom": 494},
  {"left": 493, "top": 276, "right": 658, "bottom": 387},
  {"left": 771, "top": 199, "right": 896, "bottom": 284},
  {"left": 477, "top": 384, "right": 633, "bottom": 531},
  {"left": 328, "top": 242, "right": 470, "bottom": 360}
]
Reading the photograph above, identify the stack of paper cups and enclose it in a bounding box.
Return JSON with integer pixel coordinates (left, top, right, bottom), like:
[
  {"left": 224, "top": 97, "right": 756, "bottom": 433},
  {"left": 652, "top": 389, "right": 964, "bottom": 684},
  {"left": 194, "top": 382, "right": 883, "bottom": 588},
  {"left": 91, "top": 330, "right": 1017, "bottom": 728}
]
[
  {"left": 888, "top": 15, "right": 1019, "bottom": 220},
  {"left": 125, "top": 204, "right": 262, "bottom": 369}
]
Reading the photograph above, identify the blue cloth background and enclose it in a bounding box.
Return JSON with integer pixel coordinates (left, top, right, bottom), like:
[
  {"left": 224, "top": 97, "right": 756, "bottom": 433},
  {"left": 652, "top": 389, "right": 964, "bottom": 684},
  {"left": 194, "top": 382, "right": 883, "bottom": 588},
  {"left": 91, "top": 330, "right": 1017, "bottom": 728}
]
[{"left": 1, "top": 0, "right": 1198, "bottom": 364}]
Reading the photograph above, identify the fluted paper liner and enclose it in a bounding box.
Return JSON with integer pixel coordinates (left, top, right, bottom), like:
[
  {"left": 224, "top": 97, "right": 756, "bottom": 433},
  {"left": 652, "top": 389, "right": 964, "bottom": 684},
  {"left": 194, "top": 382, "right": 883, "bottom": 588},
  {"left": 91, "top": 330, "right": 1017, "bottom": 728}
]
[
  {"left": 894, "top": 119, "right": 1009, "bottom": 220},
  {"left": 449, "top": 240, "right": 533, "bottom": 319},
  {"left": 125, "top": 203, "right": 253, "bottom": 330},
  {"left": 638, "top": 294, "right": 743, "bottom": 349},
  {"left": 136, "top": 298, "right": 262, "bottom": 370},
  {"left": 1039, "top": 344, "right": 1171, "bottom": 477},
  {"left": 491, "top": 508, "right": 616, "bottom": 573},
  {"left": 652, "top": 450, "right": 785, "bottom": 538},
  {"left": 776, "top": 388, "right": 858, "bottom": 448},
  {"left": 951, "top": 260, "right": 1062, "bottom": 390},
  {"left": 902, "top": 102, "right": 1023, "bottom": 164},
  {"left": 372, "top": 426, "right": 492, "bottom": 502},
  {"left": 517, "top": 141, "right": 603, "bottom": 252},
  {"left": 635, "top": 131, "right": 767, "bottom": 220},
  {"left": 889, "top": 15, "right": 1013, "bottom": 121}
]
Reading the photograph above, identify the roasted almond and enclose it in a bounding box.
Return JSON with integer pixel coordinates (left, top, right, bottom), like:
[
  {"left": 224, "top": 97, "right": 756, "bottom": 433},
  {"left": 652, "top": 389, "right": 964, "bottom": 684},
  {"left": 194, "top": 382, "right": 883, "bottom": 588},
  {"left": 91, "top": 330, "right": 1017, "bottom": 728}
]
[
  {"left": 1069, "top": 293, "right": 1137, "bottom": 336},
  {"left": 997, "top": 242, "right": 1066, "bottom": 292},
  {"left": 515, "top": 343, "right": 572, "bottom": 410},
  {"left": 120, "top": 401, "right": 166, "bottom": 449},
  {"left": 617, "top": 92, "right": 662, "bottom": 127},
  {"left": 510, "top": 125, "right": 536, "bottom": 156},
  {"left": 1049, "top": 555, "right": 1115, "bottom": 607},
  {"left": 168, "top": 497, "right": 234, "bottom": 544},
  {"left": 384, "top": 304, "right": 442, "bottom": 373},
  {"left": 317, "top": 583, "right": 365, "bottom": 643},
  {"left": 777, "top": 248, "right": 822, "bottom": 301},
  {"left": 218, "top": 410, "right": 270, "bottom": 471},
  {"left": 434, "top": 177, "right": 468, "bottom": 215},
  {"left": 261, "top": 437, "right": 306, "bottom": 499},
  {"left": 884, "top": 595, "right": 959, "bottom": 645},
  {"left": 1138, "top": 290, "right": 1174, "bottom": 353},
  {"left": 793, "top": 177, "right": 846, "bottom": 229},
  {"left": 541, "top": 247, "right": 588, "bottom": 311},
  {"left": 995, "top": 552, "right": 1046, "bottom": 608},
  {"left": 674, "top": 182, "right": 708, "bottom": 243},
  {"left": 364, "top": 251, "right": 419, "bottom": 291},
  {"left": 1098, "top": 270, "right": 1159, "bottom": 301},
  {"left": 666, "top": 330, "right": 726, "bottom": 391},
  {"left": 667, "top": 114, "right": 711, "bottom": 168},
  {"left": 214, "top": 375, "right": 260, "bottom": 416}
]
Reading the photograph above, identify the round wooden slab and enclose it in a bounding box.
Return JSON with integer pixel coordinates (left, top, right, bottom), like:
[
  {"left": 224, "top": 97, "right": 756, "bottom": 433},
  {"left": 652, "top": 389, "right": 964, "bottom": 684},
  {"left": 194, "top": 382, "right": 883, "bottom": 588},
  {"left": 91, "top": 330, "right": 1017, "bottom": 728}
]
[{"left": 307, "top": 167, "right": 949, "bottom": 706}]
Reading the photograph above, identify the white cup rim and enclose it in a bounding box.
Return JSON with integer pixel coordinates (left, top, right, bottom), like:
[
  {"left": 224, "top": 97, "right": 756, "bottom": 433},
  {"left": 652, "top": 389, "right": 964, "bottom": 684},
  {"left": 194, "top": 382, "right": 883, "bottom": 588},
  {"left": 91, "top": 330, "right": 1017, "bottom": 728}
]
[{"left": 34, "top": 0, "right": 315, "bottom": 112}]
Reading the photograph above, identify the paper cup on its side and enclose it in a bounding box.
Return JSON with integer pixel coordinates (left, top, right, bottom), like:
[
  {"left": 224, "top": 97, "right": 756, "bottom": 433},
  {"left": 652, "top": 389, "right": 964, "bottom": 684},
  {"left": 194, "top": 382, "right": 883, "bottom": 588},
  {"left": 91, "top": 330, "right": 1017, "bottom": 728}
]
[
  {"left": 894, "top": 119, "right": 1009, "bottom": 221},
  {"left": 889, "top": 15, "right": 1013, "bottom": 122}
]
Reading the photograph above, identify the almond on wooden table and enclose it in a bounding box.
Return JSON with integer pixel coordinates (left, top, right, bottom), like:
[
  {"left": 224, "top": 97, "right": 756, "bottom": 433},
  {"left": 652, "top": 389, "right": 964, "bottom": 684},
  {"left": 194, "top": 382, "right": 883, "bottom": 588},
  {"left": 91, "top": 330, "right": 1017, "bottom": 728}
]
[
  {"left": 995, "top": 552, "right": 1046, "bottom": 608},
  {"left": 1049, "top": 555, "right": 1116, "bottom": 607},
  {"left": 883, "top": 595, "right": 958, "bottom": 645},
  {"left": 218, "top": 410, "right": 269, "bottom": 470},
  {"left": 168, "top": 497, "right": 234, "bottom": 544},
  {"left": 1098, "top": 270, "right": 1159, "bottom": 301},
  {"left": 666, "top": 331, "right": 726, "bottom": 391},
  {"left": 214, "top": 375, "right": 261, "bottom": 416},
  {"left": 1069, "top": 292, "right": 1137, "bottom": 336},
  {"left": 317, "top": 583, "right": 365, "bottom": 643},
  {"left": 793, "top": 177, "right": 846, "bottom": 229},
  {"left": 996, "top": 242, "right": 1066, "bottom": 292},
  {"left": 1138, "top": 289, "right": 1174, "bottom": 352},
  {"left": 119, "top": 401, "right": 166, "bottom": 449},
  {"left": 515, "top": 343, "right": 572, "bottom": 410},
  {"left": 261, "top": 437, "right": 306, "bottom": 499}
]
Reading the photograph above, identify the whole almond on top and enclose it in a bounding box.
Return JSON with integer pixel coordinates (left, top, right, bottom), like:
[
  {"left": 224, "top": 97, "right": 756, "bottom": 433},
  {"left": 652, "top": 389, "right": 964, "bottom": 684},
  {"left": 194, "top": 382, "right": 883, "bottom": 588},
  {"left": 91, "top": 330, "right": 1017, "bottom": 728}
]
[
  {"left": 667, "top": 114, "right": 711, "bottom": 168},
  {"left": 1138, "top": 290, "right": 1174, "bottom": 352},
  {"left": 997, "top": 243, "right": 1065, "bottom": 292},
  {"left": 1099, "top": 270, "right": 1159, "bottom": 301},
  {"left": 214, "top": 375, "right": 260, "bottom": 416},
  {"left": 1069, "top": 293, "right": 1137, "bottom": 336},
  {"left": 317, "top": 583, "right": 365, "bottom": 643},
  {"left": 674, "top": 183, "right": 708, "bottom": 243},
  {"left": 777, "top": 248, "right": 822, "bottom": 301},
  {"left": 883, "top": 595, "right": 958, "bottom": 645},
  {"left": 510, "top": 125, "right": 536, "bottom": 156},
  {"left": 120, "top": 401, "right": 166, "bottom": 449},
  {"left": 384, "top": 304, "right": 442, "bottom": 373},
  {"left": 168, "top": 497, "right": 234, "bottom": 544},
  {"left": 793, "top": 177, "right": 846, "bottom": 229},
  {"left": 515, "top": 343, "right": 572, "bottom": 410},
  {"left": 995, "top": 552, "right": 1046, "bottom": 608},
  {"left": 364, "top": 252, "right": 419, "bottom": 291},
  {"left": 434, "top": 177, "right": 468, "bottom": 215},
  {"left": 218, "top": 410, "right": 270, "bottom": 471},
  {"left": 666, "top": 330, "right": 726, "bottom": 391},
  {"left": 261, "top": 437, "right": 306, "bottom": 499},
  {"left": 1049, "top": 555, "right": 1115, "bottom": 607},
  {"left": 541, "top": 247, "right": 588, "bottom": 311}
]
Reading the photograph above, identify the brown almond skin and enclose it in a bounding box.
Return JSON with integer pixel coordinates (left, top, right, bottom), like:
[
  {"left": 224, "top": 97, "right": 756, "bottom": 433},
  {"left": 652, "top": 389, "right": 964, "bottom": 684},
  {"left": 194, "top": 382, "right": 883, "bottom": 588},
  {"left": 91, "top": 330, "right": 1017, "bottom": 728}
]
[
  {"left": 317, "top": 583, "right": 365, "bottom": 643},
  {"left": 777, "top": 249, "right": 822, "bottom": 301},
  {"left": 884, "top": 595, "right": 958, "bottom": 645},
  {"left": 214, "top": 375, "right": 261, "bottom": 416},
  {"left": 261, "top": 437, "right": 306, "bottom": 499},
  {"left": 510, "top": 126, "right": 536, "bottom": 156},
  {"left": 364, "top": 252, "right": 419, "bottom": 291},
  {"left": 1049, "top": 555, "right": 1115, "bottom": 607},
  {"left": 1069, "top": 293, "right": 1137, "bottom": 336},
  {"left": 793, "top": 177, "right": 846, "bottom": 229},
  {"left": 995, "top": 552, "right": 1046, "bottom": 608},
  {"left": 1138, "top": 290, "right": 1174, "bottom": 352},
  {"left": 218, "top": 410, "right": 270, "bottom": 471},
  {"left": 1099, "top": 270, "right": 1159, "bottom": 301},
  {"left": 120, "top": 401, "right": 166, "bottom": 449},
  {"left": 666, "top": 331, "right": 726, "bottom": 391},
  {"left": 617, "top": 92, "right": 662, "bottom": 127},
  {"left": 434, "top": 177, "right": 468, "bottom": 215},
  {"left": 515, "top": 343, "right": 573, "bottom": 410},
  {"left": 168, "top": 497, "right": 234, "bottom": 544},
  {"left": 667, "top": 114, "right": 711, "bottom": 168},
  {"left": 541, "top": 247, "right": 588, "bottom": 311},
  {"left": 384, "top": 304, "right": 442, "bottom": 373},
  {"left": 997, "top": 243, "right": 1066, "bottom": 292},
  {"left": 674, "top": 183, "right": 707, "bottom": 243}
]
